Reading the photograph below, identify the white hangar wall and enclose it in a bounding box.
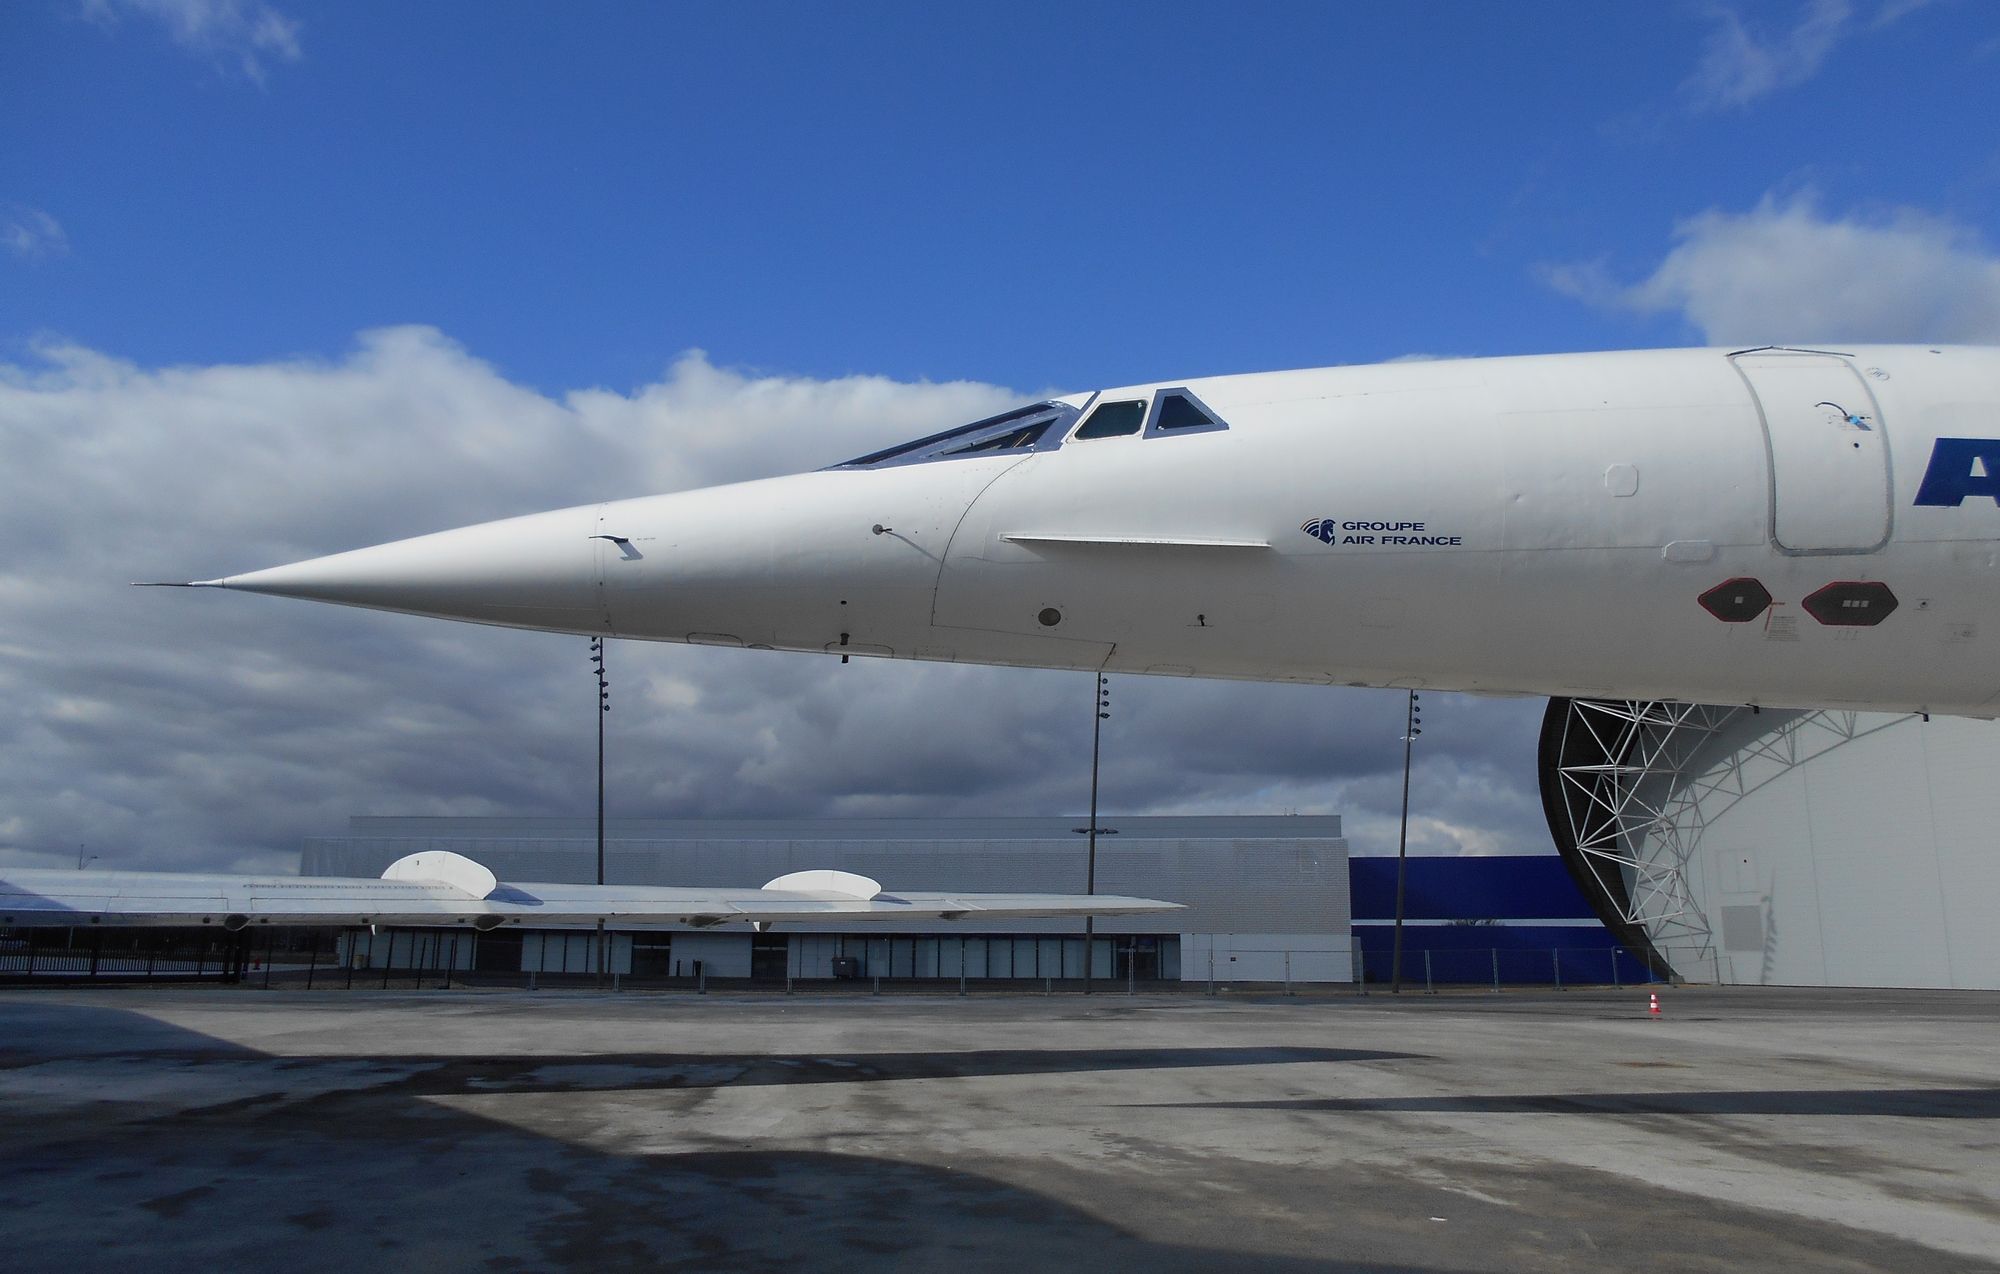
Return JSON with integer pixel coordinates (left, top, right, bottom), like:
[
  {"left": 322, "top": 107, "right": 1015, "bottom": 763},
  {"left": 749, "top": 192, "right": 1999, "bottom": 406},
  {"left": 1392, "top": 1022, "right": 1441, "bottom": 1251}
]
[
  {"left": 1545, "top": 700, "right": 2000, "bottom": 990},
  {"left": 1687, "top": 713, "right": 2000, "bottom": 989}
]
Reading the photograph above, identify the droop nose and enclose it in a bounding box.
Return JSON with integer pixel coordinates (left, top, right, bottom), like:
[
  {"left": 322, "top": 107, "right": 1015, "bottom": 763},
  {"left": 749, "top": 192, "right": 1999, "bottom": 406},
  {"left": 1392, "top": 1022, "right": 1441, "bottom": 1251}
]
[{"left": 197, "top": 504, "right": 607, "bottom": 631}]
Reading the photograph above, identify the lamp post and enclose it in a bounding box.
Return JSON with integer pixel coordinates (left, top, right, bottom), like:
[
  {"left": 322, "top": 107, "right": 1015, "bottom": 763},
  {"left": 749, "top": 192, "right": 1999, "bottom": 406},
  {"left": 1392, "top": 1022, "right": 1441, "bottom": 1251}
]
[
  {"left": 589, "top": 637, "right": 610, "bottom": 986},
  {"left": 1085, "top": 675, "right": 1110, "bottom": 994},
  {"left": 71, "top": 845, "right": 95, "bottom": 951},
  {"left": 1391, "top": 690, "right": 1421, "bottom": 994}
]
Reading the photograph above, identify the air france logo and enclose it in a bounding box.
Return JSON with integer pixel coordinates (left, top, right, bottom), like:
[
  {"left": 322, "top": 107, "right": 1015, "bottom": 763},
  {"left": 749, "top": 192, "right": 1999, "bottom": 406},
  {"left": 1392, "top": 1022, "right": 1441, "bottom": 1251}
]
[
  {"left": 1301, "top": 517, "right": 1465, "bottom": 547},
  {"left": 1915, "top": 438, "right": 2000, "bottom": 507}
]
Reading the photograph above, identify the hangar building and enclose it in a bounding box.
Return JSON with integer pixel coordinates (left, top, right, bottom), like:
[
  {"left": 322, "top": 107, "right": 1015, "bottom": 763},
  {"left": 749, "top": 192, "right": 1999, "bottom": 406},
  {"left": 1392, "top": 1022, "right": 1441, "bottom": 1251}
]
[
  {"left": 1543, "top": 698, "right": 2000, "bottom": 990},
  {"left": 303, "top": 815, "right": 1352, "bottom": 984}
]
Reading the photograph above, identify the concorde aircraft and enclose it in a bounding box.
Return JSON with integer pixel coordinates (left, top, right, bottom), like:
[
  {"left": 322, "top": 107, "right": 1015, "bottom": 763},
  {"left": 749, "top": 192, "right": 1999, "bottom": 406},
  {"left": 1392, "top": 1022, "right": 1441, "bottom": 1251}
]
[
  {"left": 43, "top": 344, "right": 1990, "bottom": 932},
  {"left": 171, "top": 343, "right": 2000, "bottom": 717}
]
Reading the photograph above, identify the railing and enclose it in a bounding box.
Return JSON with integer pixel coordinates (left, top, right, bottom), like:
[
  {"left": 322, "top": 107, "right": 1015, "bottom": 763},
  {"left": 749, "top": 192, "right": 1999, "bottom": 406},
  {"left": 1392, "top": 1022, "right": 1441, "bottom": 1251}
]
[
  {"left": 2, "top": 952, "right": 220, "bottom": 975},
  {"left": 0, "top": 928, "right": 324, "bottom": 985},
  {"left": 0, "top": 946, "right": 240, "bottom": 981},
  {"left": 1, "top": 929, "right": 1679, "bottom": 995},
  {"left": 1351, "top": 944, "right": 1666, "bottom": 992}
]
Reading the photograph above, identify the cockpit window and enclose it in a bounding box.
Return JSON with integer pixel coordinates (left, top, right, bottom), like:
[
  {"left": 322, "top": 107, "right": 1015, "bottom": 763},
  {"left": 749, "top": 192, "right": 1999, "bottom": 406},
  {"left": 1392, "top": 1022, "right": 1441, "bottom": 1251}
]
[
  {"left": 1071, "top": 399, "right": 1147, "bottom": 441},
  {"left": 948, "top": 416, "right": 1057, "bottom": 453},
  {"left": 833, "top": 402, "right": 1078, "bottom": 469},
  {"left": 1148, "top": 388, "right": 1226, "bottom": 434}
]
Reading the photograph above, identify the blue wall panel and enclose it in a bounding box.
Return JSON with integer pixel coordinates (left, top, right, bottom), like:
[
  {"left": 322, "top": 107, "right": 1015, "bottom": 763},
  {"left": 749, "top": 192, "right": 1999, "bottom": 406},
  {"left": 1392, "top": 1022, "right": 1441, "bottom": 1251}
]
[
  {"left": 1348, "top": 856, "right": 1658, "bottom": 984},
  {"left": 1349, "top": 855, "right": 1598, "bottom": 921}
]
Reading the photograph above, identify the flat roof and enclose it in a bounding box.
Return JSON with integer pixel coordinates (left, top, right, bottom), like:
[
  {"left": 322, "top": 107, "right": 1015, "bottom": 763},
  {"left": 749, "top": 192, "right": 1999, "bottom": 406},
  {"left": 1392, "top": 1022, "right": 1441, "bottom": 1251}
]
[{"left": 337, "top": 815, "right": 1345, "bottom": 842}]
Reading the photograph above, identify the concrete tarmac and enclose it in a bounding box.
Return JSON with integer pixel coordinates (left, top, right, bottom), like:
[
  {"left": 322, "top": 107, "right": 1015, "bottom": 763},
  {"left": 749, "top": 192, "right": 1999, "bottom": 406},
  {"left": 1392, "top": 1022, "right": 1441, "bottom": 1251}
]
[{"left": 0, "top": 985, "right": 1996, "bottom": 1272}]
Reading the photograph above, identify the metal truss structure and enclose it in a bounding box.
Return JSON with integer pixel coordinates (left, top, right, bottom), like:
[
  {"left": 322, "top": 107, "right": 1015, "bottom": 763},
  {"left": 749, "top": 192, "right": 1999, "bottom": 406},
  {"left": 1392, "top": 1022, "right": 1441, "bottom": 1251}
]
[{"left": 1539, "top": 696, "right": 1906, "bottom": 981}]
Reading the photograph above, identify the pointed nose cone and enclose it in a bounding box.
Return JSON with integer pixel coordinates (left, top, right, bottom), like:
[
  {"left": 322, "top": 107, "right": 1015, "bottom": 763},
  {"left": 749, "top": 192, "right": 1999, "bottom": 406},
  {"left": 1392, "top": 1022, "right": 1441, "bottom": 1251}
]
[{"left": 208, "top": 504, "right": 607, "bottom": 632}]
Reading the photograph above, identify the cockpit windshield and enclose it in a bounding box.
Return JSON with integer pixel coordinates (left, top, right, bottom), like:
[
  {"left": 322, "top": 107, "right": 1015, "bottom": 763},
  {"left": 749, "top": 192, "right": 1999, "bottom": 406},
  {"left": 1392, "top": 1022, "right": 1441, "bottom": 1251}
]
[{"left": 832, "top": 402, "right": 1080, "bottom": 469}]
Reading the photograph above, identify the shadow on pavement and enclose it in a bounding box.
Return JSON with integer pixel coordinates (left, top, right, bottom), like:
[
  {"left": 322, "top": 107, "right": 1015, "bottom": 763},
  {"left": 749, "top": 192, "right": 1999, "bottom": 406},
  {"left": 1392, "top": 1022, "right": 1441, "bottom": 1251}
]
[
  {"left": 1158, "top": 1087, "right": 2000, "bottom": 1119},
  {"left": 375, "top": 1043, "right": 1423, "bottom": 1096},
  {"left": 0, "top": 1000, "right": 1452, "bottom": 1272}
]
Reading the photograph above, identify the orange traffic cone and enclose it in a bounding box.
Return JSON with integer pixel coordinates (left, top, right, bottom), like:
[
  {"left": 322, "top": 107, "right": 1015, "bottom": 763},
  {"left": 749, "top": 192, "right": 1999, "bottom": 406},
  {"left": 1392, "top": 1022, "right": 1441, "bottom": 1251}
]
[{"left": 1648, "top": 991, "right": 1660, "bottom": 1017}]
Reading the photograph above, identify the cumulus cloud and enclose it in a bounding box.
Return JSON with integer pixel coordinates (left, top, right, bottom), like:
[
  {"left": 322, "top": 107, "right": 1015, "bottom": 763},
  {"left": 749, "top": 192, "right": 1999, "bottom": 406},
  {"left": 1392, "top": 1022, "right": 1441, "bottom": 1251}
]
[
  {"left": 0, "top": 328, "right": 1553, "bottom": 875},
  {"left": 81, "top": 0, "right": 302, "bottom": 84},
  {"left": 1679, "top": 0, "right": 1931, "bottom": 111},
  {"left": 3, "top": 205, "right": 68, "bottom": 260},
  {"left": 1542, "top": 193, "right": 2000, "bottom": 346}
]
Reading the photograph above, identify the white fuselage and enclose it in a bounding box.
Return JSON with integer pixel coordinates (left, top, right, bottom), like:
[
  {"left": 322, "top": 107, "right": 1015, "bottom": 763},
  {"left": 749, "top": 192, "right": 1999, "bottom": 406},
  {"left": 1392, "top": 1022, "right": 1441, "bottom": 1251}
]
[{"left": 209, "top": 345, "right": 2000, "bottom": 717}]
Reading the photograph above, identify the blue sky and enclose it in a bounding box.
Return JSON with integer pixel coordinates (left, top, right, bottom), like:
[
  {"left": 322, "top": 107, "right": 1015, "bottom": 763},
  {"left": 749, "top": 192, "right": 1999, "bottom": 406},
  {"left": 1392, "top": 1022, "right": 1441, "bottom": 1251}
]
[
  {"left": 8, "top": 2, "right": 1996, "bottom": 393},
  {"left": 3, "top": 1, "right": 1999, "bottom": 872}
]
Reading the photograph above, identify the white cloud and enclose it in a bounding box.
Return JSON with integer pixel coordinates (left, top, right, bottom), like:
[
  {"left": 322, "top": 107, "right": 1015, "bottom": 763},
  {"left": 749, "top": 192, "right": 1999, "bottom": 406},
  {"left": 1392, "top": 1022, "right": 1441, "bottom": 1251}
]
[
  {"left": 0, "top": 329, "right": 1554, "bottom": 874},
  {"left": 1680, "top": 0, "right": 1933, "bottom": 111},
  {"left": 3, "top": 205, "right": 69, "bottom": 260},
  {"left": 1683, "top": 0, "right": 1852, "bottom": 111},
  {"left": 1542, "top": 192, "right": 2000, "bottom": 346},
  {"left": 1869, "top": 0, "right": 1939, "bottom": 29},
  {"left": 81, "top": 0, "right": 302, "bottom": 84}
]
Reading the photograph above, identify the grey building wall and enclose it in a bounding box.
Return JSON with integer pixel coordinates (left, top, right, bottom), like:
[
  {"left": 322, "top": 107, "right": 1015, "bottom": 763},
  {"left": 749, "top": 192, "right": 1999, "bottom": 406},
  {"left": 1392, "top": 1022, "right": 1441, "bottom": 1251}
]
[{"left": 303, "top": 815, "right": 1350, "bottom": 940}]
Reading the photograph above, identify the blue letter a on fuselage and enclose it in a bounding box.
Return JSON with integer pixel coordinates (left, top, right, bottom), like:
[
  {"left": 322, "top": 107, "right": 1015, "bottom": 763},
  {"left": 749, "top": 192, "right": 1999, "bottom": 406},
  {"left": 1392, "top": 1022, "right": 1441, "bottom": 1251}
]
[{"left": 1914, "top": 438, "right": 2000, "bottom": 506}]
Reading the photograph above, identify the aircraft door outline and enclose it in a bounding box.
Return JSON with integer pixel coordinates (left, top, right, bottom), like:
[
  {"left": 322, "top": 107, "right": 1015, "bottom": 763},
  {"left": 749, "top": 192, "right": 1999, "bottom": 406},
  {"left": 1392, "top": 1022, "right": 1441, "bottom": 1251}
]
[{"left": 1730, "top": 351, "right": 1893, "bottom": 555}]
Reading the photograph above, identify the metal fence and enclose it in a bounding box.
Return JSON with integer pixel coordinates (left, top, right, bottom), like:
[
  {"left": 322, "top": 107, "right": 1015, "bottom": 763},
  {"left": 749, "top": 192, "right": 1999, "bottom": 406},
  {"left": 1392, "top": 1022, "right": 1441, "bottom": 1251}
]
[
  {"left": 0, "top": 927, "right": 305, "bottom": 985},
  {"left": 0, "top": 950, "right": 229, "bottom": 978},
  {"left": 0, "top": 927, "right": 1184, "bottom": 994},
  {"left": 1352, "top": 943, "right": 1664, "bottom": 991},
  {"left": 3, "top": 928, "right": 1676, "bottom": 994},
  {"left": 1, "top": 954, "right": 244, "bottom": 982}
]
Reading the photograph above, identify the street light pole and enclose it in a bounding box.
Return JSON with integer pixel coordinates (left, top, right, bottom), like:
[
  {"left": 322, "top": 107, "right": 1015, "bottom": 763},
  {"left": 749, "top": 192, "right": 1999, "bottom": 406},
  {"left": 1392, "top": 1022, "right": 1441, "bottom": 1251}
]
[
  {"left": 1391, "top": 690, "right": 1421, "bottom": 994},
  {"left": 72, "top": 844, "right": 94, "bottom": 952},
  {"left": 590, "top": 637, "right": 610, "bottom": 987},
  {"left": 1085, "top": 674, "right": 1109, "bottom": 994}
]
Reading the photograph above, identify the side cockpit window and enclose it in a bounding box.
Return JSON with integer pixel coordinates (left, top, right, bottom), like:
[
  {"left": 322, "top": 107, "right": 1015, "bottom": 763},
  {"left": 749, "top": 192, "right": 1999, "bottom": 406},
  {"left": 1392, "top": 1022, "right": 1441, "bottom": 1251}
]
[
  {"left": 832, "top": 402, "right": 1079, "bottom": 469},
  {"left": 830, "top": 388, "right": 1228, "bottom": 469},
  {"left": 948, "top": 415, "right": 1057, "bottom": 453},
  {"left": 1147, "top": 388, "right": 1227, "bottom": 435},
  {"left": 1071, "top": 399, "right": 1147, "bottom": 440}
]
